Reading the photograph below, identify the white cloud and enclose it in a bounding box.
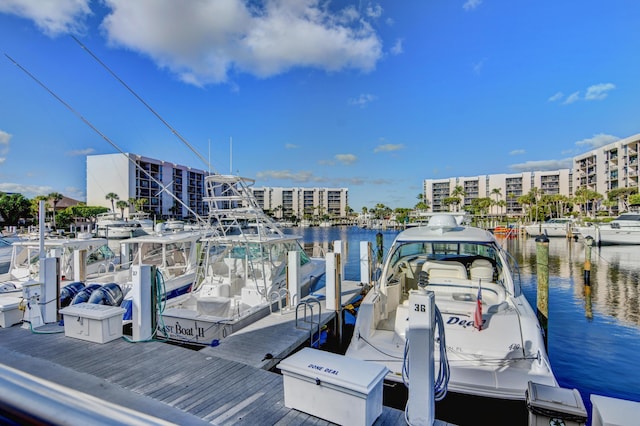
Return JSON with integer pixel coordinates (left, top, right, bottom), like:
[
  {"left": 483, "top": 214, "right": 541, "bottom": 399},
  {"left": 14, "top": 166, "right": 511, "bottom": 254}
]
[
  {"left": 0, "top": 129, "right": 11, "bottom": 145},
  {"left": 548, "top": 92, "right": 563, "bottom": 102},
  {"left": 390, "top": 38, "right": 403, "bottom": 55},
  {"left": 563, "top": 91, "right": 580, "bottom": 104},
  {"left": 0, "top": 182, "right": 54, "bottom": 197},
  {"left": 374, "top": 144, "right": 404, "bottom": 153},
  {"left": 100, "top": 0, "right": 383, "bottom": 86},
  {"left": 463, "top": 0, "right": 482, "bottom": 11},
  {"left": 585, "top": 83, "right": 615, "bottom": 101},
  {"left": 473, "top": 58, "right": 487, "bottom": 74},
  {"left": 348, "top": 93, "right": 377, "bottom": 107},
  {"left": 555, "top": 83, "right": 615, "bottom": 104},
  {"left": 285, "top": 143, "right": 298, "bottom": 149},
  {"left": 256, "top": 169, "right": 318, "bottom": 182},
  {"left": 575, "top": 133, "right": 619, "bottom": 149},
  {"left": 0, "top": 0, "right": 91, "bottom": 36},
  {"left": 509, "top": 149, "right": 526, "bottom": 155},
  {"left": 335, "top": 154, "right": 357, "bottom": 165},
  {"left": 509, "top": 158, "right": 573, "bottom": 172},
  {"left": 66, "top": 147, "right": 95, "bottom": 156}
]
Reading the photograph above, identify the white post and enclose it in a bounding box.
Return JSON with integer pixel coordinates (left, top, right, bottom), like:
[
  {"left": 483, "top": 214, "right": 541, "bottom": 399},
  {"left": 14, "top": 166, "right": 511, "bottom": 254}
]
[
  {"left": 287, "top": 251, "right": 301, "bottom": 305},
  {"left": 359, "top": 241, "right": 372, "bottom": 284},
  {"left": 325, "top": 252, "right": 342, "bottom": 312},
  {"left": 41, "top": 257, "right": 59, "bottom": 324},
  {"left": 333, "top": 240, "right": 346, "bottom": 280},
  {"left": 407, "top": 289, "right": 435, "bottom": 426},
  {"left": 73, "top": 249, "right": 87, "bottom": 282},
  {"left": 131, "top": 265, "right": 153, "bottom": 342}
]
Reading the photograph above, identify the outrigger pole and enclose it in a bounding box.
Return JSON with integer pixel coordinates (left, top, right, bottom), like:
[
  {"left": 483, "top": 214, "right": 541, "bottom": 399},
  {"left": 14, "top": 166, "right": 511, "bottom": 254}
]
[
  {"left": 71, "top": 36, "right": 215, "bottom": 175},
  {"left": 4, "top": 53, "right": 205, "bottom": 224}
]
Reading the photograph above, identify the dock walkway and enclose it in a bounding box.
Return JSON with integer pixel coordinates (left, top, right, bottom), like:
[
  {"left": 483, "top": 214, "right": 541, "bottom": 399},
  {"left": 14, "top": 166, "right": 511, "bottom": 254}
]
[{"left": 0, "top": 280, "right": 411, "bottom": 425}]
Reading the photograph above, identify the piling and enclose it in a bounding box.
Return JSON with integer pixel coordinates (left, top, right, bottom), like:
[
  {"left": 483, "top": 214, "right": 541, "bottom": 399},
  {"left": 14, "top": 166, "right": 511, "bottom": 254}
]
[
  {"left": 584, "top": 236, "right": 594, "bottom": 320},
  {"left": 535, "top": 234, "right": 549, "bottom": 347},
  {"left": 376, "top": 232, "right": 383, "bottom": 265}
]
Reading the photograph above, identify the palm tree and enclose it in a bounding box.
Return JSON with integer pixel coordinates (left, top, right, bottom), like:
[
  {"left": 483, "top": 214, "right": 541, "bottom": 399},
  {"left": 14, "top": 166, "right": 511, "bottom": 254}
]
[
  {"left": 116, "top": 200, "right": 128, "bottom": 219},
  {"left": 48, "top": 192, "right": 63, "bottom": 229},
  {"left": 450, "top": 185, "right": 466, "bottom": 212},
  {"left": 491, "top": 188, "right": 502, "bottom": 215},
  {"left": 105, "top": 192, "right": 119, "bottom": 212}
]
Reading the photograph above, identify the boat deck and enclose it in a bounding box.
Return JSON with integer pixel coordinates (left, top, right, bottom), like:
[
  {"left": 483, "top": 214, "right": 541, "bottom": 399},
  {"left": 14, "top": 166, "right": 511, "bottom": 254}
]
[{"left": 0, "top": 280, "right": 425, "bottom": 425}]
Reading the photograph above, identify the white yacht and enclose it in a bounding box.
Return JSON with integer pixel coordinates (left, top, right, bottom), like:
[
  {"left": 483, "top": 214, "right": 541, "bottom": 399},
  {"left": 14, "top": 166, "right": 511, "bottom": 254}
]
[
  {"left": 160, "top": 174, "right": 326, "bottom": 345},
  {"left": 576, "top": 212, "right": 640, "bottom": 245},
  {"left": 95, "top": 212, "right": 143, "bottom": 239},
  {"left": 345, "top": 214, "right": 557, "bottom": 401},
  {"left": 524, "top": 218, "right": 575, "bottom": 237}
]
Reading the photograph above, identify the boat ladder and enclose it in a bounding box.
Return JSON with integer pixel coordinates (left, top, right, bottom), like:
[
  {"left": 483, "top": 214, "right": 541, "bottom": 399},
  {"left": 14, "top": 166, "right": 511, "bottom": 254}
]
[{"left": 295, "top": 298, "right": 322, "bottom": 347}]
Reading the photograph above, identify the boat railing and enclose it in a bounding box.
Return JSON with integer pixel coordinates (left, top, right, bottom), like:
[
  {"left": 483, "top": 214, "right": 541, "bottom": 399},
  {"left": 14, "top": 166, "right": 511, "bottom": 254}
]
[
  {"left": 269, "top": 287, "right": 289, "bottom": 314},
  {"left": 295, "top": 297, "right": 322, "bottom": 347}
]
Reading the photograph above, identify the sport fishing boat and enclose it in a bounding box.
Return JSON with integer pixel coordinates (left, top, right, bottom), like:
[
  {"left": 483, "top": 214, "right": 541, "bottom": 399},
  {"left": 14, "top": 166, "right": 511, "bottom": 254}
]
[
  {"left": 160, "top": 174, "right": 326, "bottom": 345},
  {"left": 0, "top": 235, "right": 118, "bottom": 293},
  {"left": 345, "top": 214, "right": 557, "bottom": 401},
  {"left": 95, "top": 211, "right": 144, "bottom": 239}
]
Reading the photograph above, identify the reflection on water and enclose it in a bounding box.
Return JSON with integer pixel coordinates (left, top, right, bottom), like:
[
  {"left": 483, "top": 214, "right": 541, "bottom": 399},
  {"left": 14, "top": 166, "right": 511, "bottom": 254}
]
[{"left": 503, "top": 237, "right": 640, "bottom": 327}]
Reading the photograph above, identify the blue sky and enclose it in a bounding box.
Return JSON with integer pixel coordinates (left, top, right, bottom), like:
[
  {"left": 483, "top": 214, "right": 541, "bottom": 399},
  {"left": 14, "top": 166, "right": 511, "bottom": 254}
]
[{"left": 0, "top": 1, "right": 638, "bottom": 211}]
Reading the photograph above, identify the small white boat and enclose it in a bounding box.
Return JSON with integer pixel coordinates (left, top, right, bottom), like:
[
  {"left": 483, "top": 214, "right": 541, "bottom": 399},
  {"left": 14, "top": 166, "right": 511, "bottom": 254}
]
[
  {"left": 160, "top": 174, "right": 326, "bottom": 345},
  {"left": 524, "top": 218, "right": 575, "bottom": 237},
  {"left": 127, "top": 211, "right": 155, "bottom": 235},
  {"left": 576, "top": 212, "right": 640, "bottom": 245},
  {"left": 95, "top": 212, "right": 143, "bottom": 239},
  {"left": 345, "top": 214, "right": 557, "bottom": 401}
]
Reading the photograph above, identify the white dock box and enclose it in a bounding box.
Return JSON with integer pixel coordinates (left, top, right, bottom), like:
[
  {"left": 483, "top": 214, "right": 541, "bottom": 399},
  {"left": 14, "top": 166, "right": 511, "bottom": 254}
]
[
  {"left": 526, "top": 381, "right": 588, "bottom": 426},
  {"left": 277, "top": 347, "right": 388, "bottom": 426},
  {"left": 59, "top": 303, "right": 125, "bottom": 344},
  {"left": 0, "top": 297, "right": 23, "bottom": 328}
]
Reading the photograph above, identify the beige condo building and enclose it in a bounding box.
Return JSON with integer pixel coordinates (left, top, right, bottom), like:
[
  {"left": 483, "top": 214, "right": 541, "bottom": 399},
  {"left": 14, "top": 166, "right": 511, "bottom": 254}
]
[{"left": 423, "top": 133, "right": 640, "bottom": 216}]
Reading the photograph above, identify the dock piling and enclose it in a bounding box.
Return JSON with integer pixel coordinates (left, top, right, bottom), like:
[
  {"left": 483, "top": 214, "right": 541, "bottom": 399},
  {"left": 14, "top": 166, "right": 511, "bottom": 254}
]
[{"left": 535, "top": 234, "right": 549, "bottom": 348}]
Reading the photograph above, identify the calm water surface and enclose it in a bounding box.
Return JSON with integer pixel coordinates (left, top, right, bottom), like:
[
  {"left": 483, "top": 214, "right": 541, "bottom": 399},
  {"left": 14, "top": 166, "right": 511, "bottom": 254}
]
[{"left": 288, "top": 225, "right": 640, "bottom": 420}]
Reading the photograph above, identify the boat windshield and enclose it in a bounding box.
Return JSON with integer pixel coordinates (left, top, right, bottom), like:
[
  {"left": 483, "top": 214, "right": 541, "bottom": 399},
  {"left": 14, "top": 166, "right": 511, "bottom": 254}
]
[{"left": 386, "top": 241, "right": 504, "bottom": 281}]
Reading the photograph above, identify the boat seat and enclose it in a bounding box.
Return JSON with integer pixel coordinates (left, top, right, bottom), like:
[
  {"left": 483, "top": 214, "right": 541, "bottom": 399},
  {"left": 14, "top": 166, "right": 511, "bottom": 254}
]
[
  {"left": 470, "top": 259, "right": 494, "bottom": 281},
  {"left": 422, "top": 260, "right": 468, "bottom": 281}
]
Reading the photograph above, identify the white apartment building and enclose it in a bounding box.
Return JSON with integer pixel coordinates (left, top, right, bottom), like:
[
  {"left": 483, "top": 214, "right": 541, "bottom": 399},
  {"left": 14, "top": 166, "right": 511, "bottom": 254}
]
[
  {"left": 424, "top": 133, "right": 640, "bottom": 216},
  {"left": 86, "top": 153, "right": 208, "bottom": 220},
  {"left": 424, "top": 170, "right": 572, "bottom": 215},
  {"left": 250, "top": 187, "right": 349, "bottom": 219},
  {"left": 87, "top": 153, "right": 348, "bottom": 220},
  {"left": 573, "top": 133, "right": 640, "bottom": 196}
]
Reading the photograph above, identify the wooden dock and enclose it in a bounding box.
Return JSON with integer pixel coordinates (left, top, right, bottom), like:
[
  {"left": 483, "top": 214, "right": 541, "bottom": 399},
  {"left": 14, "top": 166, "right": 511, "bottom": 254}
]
[{"left": 0, "top": 280, "right": 413, "bottom": 425}]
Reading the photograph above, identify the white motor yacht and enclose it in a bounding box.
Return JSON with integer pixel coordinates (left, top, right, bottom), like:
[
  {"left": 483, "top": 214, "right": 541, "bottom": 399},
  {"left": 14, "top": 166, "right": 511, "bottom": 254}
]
[
  {"left": 576, "top": 212, "right": 640, "bottom": 245},
  {"left": 345, "top": 214, "right": 557, "bottom": 401}
]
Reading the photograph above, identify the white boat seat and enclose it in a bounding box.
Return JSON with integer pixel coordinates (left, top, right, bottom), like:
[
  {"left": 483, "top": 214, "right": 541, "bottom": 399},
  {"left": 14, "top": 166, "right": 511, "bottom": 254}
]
[
  {"left": 422, "top": 260, "right": 468, "bottom": 281},
  {"left": 470, "top": 259, "right": 494, "bottom": 281}
]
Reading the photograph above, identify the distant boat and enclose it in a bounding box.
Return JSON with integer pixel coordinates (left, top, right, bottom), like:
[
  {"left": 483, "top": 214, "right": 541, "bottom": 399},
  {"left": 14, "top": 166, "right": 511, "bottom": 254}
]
[
  {"left": 576, "top": 212, "right": 640, "bottom": 245},
  {"left": 95, "top": 212, "right": 143, "bottom": 239},
  {"left": 523, "top": 217, "right": 575, "bottom": 237}
]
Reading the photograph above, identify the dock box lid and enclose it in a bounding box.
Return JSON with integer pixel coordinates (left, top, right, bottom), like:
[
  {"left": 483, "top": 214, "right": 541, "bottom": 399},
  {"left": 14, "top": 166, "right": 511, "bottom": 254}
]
[
  {"left": 0, "top": 296, "right": 22, "bottom": 311},
  {"left": 526, "top": 381, "right": 587, "bottom": 421},
  {"left": 60, "top": 303, "right": 126, "bottom": 320},
  {"left": 277, "top": 347, "right": 388, "bottom": 394}
]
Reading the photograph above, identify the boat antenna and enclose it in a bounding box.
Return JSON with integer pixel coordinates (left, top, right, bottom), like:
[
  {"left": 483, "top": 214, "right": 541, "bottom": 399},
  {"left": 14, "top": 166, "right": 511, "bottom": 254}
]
[
  {"left": 70, "top": 35, "right": 216, "bottom": 174},
  {"left": 4, "top": 53, "right": 205, "bottom": 224},
  {"left": 230, "top": 136, "right": 232, "bottom": 174}
]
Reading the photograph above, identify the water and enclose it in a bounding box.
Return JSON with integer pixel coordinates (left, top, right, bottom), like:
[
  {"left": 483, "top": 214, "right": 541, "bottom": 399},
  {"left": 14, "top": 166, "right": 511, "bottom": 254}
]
[{"left": 287, "top": 225, "right": 640, "bottom": 423}]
